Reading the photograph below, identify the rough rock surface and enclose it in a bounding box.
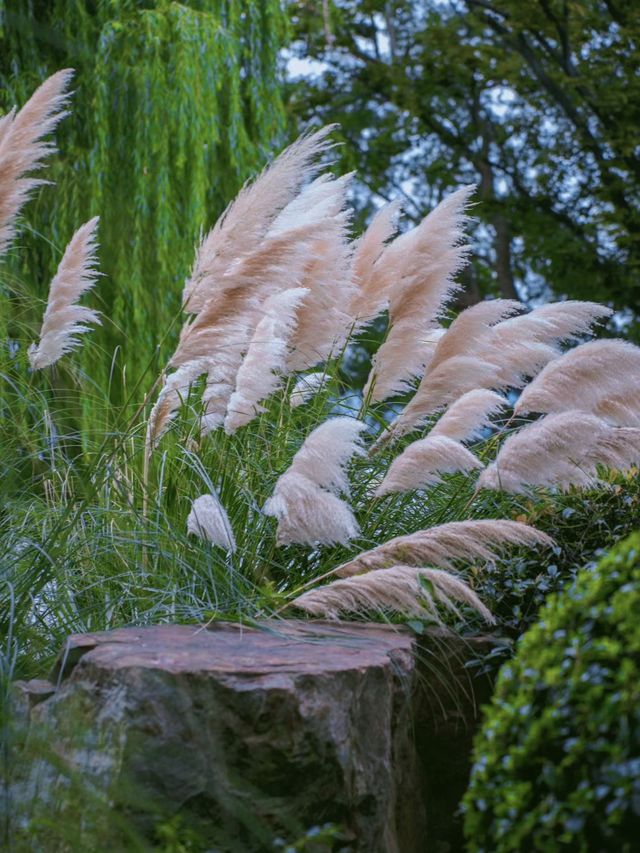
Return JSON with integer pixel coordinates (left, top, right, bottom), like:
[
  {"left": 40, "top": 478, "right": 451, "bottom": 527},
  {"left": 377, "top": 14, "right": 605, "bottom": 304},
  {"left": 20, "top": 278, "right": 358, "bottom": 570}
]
[{"left": 13, "top": 621, "right": 495, "bottom": 852}]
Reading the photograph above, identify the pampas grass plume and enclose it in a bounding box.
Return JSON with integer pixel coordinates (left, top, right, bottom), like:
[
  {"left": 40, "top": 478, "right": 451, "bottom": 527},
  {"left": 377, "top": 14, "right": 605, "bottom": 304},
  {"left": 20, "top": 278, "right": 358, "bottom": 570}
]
[
  {"left": 363, "top": 185, "right": 474, "bottom": 402},
  {"left": 0, "top": 69, "right": 73, "bottom": 258},
  {"left": 375, "top": 435, "right": 483, "bottom": 496},
  {"left": 514, "top": 339, "right": 640, "bottom": 425},
  {"left": 224, "top": 287, "right": 308, "bottom": 433},
  {"left": 478, "top": 410, "right": 640, "bottom": 493},
  {"left": 28, "top": 217, "right": 101, "bottom": 369},
  {"left": 187, "top": 493, "right": 236, "bottom": 552},
  {"left": 429, "top": 389, "right": 506, "bottom": 443},
  {"left": 289, "top": 371, "right": 327, "bottom": 407},
  {"left": 335, "top": 519, "right": 553, "bottom": 577},
  {"left": 292, "top": 565, "right": 494, "bottom": 623},
  {"left": 264, "top": 417, "right": 366, "bottom": 545}
]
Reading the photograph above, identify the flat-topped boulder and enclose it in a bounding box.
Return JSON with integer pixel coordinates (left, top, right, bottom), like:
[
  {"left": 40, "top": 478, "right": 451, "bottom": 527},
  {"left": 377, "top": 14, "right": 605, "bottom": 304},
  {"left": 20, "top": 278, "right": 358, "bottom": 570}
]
[{"left": 12, "top": 621, "right": 496, "bottom": 852}]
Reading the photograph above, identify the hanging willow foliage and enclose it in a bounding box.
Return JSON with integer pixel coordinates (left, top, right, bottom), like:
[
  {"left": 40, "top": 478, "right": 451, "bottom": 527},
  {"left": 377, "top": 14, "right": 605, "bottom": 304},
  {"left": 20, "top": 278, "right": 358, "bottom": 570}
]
[{"left": 0, "top": 0, "right": 287, "bottom": 394}]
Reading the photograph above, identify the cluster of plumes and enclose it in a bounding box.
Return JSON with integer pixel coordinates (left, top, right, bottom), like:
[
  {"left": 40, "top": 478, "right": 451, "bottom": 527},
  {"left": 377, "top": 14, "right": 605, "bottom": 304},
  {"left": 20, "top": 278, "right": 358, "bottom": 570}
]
[
  {"left": 12, "top": 77, "right": 638, "bottom": 625},
  {"left": 375, "top": 389, "right": 505, "bottom": 495},
  {"left": 146, "top": 126, "right": 358, "bottom": 449},
  {"left": 264, "top": 417, "right": 367, "bottom": 546},
  {"left": 146, "top": 128, "right": 480, "bottom": 452},
  {"left": 292, "top": 520, "right": 553, "bottom": 621},
  {"left": 0, "top": 70, "right": 103, "bottom": 369},
  {"left": 480, "top": 340, "right": 640, "bottom": 493}
]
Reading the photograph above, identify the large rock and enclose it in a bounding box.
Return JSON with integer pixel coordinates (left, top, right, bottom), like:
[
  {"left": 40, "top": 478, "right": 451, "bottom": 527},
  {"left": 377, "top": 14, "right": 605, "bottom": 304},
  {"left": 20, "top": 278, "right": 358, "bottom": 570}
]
[{"left": 12, "top": 621, "right": 495, "bottom": 852}]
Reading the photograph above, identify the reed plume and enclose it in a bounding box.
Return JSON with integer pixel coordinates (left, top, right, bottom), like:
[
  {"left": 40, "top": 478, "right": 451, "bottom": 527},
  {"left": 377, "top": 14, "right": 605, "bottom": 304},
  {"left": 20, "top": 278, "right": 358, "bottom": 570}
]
[
  {"left": 478, "top": 411, "right": 640, "bottom": 493},
  {"left": 182, "top": 125, "right": 336, "bottom": 314},
  {"left": 267, "top": 171, "right": 352, "bottom": 236},
  {"left": 162, "top": 220, "right": 335, "bottom": 438},
  {"left": 186, "top": 493, "right": 236, "bottom": 552},
  {"left": 0, "top": 69, "right": 73, "bottom": 258},
  {"left": 224, "top": 288, "right": 308, "bottom": 433},
  {"left": 514, "top": 340, "right": 640, "bottom": 426},
  {"left": 292, "top": 565, "right": 494, "bottom": 623},
  {"left": 428, "top": 299, "right": 522, "bottom": 372},
  {"left": 264, "top": 471, "right": 361, "bottom": 546},
  {"left": 375, "top": 435, "right": 483, "bottom": 496},
  {"left": 28, "top": 217, "right": 101, "bottom": 369},
  {"left": 491, "top": 301, "right": 612, "bottom": 347},
  {"left": 146, "top": 356, "right": 237, "bottom": 447},
  {"left": 334, "top": 519, "right": 553, "bottom": 578},
  {"left": 429, "top": 389, "right": 506, "bottom": 443},
  {"left": 349, "top": 200, "right": 401, "bottom": 324},
  {"left": 285, "top": 180, "right": 355, "bottom": 371},
  {"left": 363, "top": 185, "right": 474, "bottom": 402},
  {"left": 380, "top": 355, "right": 500, "bottom": 443},
  {"left": 473, "top": 300, "right": 613, "bottom": 387},
  {"left": 264, "top": 417, "right": 366, "bottom": 545}
]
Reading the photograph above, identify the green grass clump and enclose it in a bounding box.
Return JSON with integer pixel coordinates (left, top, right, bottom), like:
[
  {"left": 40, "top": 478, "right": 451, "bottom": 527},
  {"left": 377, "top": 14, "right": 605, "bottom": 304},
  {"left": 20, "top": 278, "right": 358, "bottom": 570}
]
[{"left": 463, "top": 531, "right": 640, "bottom": 852}]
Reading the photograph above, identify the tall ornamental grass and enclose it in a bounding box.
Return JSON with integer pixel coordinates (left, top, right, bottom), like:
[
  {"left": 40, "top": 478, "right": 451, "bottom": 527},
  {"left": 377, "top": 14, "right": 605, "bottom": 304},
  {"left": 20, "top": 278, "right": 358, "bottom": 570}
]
[{"left": 1, "top": 72, "right": 639, "bottom": 685}]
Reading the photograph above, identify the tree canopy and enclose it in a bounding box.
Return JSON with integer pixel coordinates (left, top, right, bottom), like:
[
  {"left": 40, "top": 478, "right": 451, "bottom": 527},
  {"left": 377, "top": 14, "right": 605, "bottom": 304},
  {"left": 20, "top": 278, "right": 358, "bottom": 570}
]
[{"left": 289, "top": 0, "right": 640, "bottom": 323}]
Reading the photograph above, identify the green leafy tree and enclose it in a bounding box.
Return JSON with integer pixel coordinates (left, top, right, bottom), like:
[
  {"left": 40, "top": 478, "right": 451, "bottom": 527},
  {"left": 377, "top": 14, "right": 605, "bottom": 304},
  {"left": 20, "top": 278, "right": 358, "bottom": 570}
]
[
  {"left": 289, "top": 0, "right": 640, "bottom": 321},
  {"left": 0, "top": 0, "right": 288, "bottom": 391}
]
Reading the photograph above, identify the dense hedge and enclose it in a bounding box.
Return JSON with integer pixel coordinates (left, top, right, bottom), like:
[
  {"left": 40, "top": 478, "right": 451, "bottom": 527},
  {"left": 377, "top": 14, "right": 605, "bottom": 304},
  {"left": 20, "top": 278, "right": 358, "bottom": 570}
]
[{"left": 463, "top": 531, "right": 640, "bottom": 852}]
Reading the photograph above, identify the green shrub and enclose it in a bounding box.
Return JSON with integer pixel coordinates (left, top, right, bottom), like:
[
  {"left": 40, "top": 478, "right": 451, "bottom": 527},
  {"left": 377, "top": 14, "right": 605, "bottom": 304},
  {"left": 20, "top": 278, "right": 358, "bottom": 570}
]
[{"left": 463, "top": 531, "right": 640, "bottom": 852}]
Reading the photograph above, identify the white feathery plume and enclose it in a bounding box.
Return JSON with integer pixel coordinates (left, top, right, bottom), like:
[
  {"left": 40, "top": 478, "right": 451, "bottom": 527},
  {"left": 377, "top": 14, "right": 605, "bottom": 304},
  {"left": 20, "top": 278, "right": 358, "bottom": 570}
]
[
  {"left": 292, "top": 565, "right": 494, "bottom": 623},
  {"left": 514, "top": 339, "right": 640, "bottom": 426},
  {"left": 480, "top": 339, "right": 561, "bottom": 389},
  {"left": 182, "top": 125, "right": 336, "bottom": 314},
  {"left": 289, "top": 371, "right": 327, "bottom": 407},
  {"left": 264, "top": 471, "right": 361, "bottom": 546},
  {"left": 0, "top": 69, "right": 73, "bottom": 258},
  {"left": 28, "top": 217, "right": 101, "bottom": 369},
  {"left": 381, "top": 355, "right": 501, "bottom": 443},
  {"left": 224, "top": 287, "right": 308, "bottom": 433},
  {"left": 285, "top": 185, "right": 355, "bottom": 371},
  {"left": 429, "top": 389, "right": 507, "bottom": 444},
  {"left": 375, "top": 435, "right": 483, "bottom": 496},
  {"left": 486, "top": 301, "right": 612, "bottom": 386},
  {"left": 201, "top": 378, "right": 236, "bottom": 436},
  {"left": 267, "top": 171, "right": 353, "bottom": 236},
  {"left": 363, "top": 185, "right": 474, "bottom": 402},
  {"left": 349, "top": 200, "right": 401, "bottom": 324},
  {"left": 414, "top": 327, "right": 448, "bottom": 378},
  {"left": 286, "top": 416, "right": 367, "bottom": 495},
  {"left": 334, "top": 519, "right": 553, "bottom": 578},
  {"left": 186, "top": 493, "right": 236, "bottom": 552},
  {"left": 428, "top": 299, "right": 523, "bottom": 372},
  {"left": 490, "top": 301, "right": 613, "bottom": 348},
  {"left": 478, "top": 411, "right": 640, "bottom": 494},
  {"left": 264, "top": 417, "right": 367, "bottom": 545},
  {"left": 473, "top": 301, "right": 612, "bottom": 388},
  {"left": 161, "top": 220, "right": 336, "bottom": 439},
  {"left": 171, "top": 221, "right": 333, "bottom": 369}
]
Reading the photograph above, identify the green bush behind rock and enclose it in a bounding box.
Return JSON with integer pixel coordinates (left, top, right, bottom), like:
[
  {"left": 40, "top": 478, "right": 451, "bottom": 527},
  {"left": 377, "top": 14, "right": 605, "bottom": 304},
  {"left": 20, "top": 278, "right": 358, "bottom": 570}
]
[{"left": 463, "top": 531, "right": 640, "bottom": 852}]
